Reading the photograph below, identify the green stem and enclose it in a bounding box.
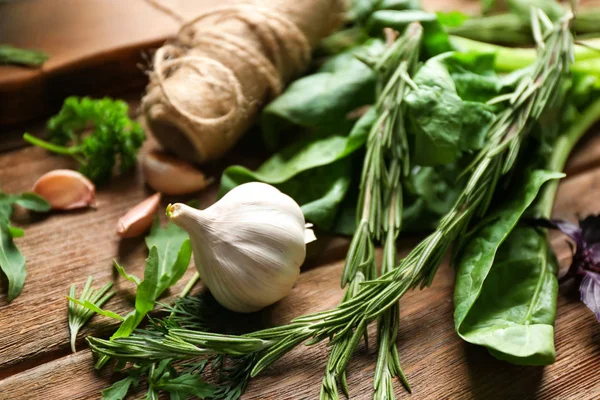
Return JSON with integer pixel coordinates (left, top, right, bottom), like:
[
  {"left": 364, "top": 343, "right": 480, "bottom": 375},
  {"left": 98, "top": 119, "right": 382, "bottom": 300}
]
[
  {"left": 450, "top": 36, "right": 600, "bottom": 73},
  {"left": 23, "top": 133, "right": 77, "bottom": 156},
  {"left": 537, "top": 98, "right": 600, "bottom": 217},
  {"left": 179, "top": 272, "right": 200, "bottom": 298}
]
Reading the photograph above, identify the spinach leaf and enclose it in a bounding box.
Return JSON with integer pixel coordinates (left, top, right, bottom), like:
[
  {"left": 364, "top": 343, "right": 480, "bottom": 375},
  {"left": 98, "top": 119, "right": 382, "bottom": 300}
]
[
  {"left": 221, "top": 157, "right": 353, "bottom": 231},
  {"left": 406, "top": 57, "right": 496, "bottom": 165},
  {"left": 402, "top": 163, "right": 464, "bottom": 231},
  {"left": 261, "top": 40, "right": 383, "bottom": 148},
  {"left": 454, "top": 169, "right": 564, "bottom": 365},
  {"left": 221, "top": 108, "right": 375, "bottom": 231}
]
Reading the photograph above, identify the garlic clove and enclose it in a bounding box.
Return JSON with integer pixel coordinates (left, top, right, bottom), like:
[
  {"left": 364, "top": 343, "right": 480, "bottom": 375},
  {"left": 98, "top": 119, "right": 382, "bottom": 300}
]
[
  {"left": 117, "top": 193, "right": 162, "bottom": 238},
  {"left": 32, "top": 169, "right": 96, "bottom": 210},
  {"left": 142, "top": 151, "right": 213, "bottom": 195}
]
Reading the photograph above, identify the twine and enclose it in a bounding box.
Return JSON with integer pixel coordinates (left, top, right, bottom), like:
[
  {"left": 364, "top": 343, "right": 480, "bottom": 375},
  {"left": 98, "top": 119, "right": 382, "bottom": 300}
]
[{"left": 145, "top": 0, "right": 311, "bottom": 143}]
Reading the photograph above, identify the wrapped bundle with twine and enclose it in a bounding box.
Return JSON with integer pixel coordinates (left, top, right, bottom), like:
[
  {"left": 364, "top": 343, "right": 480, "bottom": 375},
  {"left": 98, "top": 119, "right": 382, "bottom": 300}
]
[{"left": 143, "top": 0, "right": 346, "bottom": 163}]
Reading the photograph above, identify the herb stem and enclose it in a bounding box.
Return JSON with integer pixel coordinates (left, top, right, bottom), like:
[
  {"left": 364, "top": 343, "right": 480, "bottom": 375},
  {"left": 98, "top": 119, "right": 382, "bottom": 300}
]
[
  {"left": 537, "top": 98, "right": 600, "bottom": 217},
  {"left": 180, "top": 272, "right": 201, "bottom": 298},
  {"left": 23, "top": 133, "right": 77, "bottom": 156},
  {"left": 450, "top": 36, "right": 600, "bottom": 73}
]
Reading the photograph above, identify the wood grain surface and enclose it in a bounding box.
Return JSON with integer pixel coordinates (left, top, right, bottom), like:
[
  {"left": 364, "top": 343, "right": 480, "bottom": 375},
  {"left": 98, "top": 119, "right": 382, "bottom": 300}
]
[
  {"left": 1, "top": 133, "right": 600, "bottom": 400},
  {"left": 2, "top": 0, "right": 600, "bottom": 399}
]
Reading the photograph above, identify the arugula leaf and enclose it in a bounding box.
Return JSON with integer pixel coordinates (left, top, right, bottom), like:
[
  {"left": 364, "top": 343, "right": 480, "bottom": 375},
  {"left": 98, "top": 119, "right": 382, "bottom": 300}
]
[
  {"left": 261, "top": 40, "right": 383, "bottom": 148},
  {"left": 454, "top": 170, "right": 564, "bottom": 365},
  {"left": 406, "top": 57, "right": 496, "bottom": 165},
  {"left": 0, "top": 190, "right": 50, "bottom": 302},
  {"left": 0, "top": 225, "right": 26, "bottom": 302},
  {"left": 113, "top": 260, "right": 141, "bottom": 285},
  {"left": 101, "top": 376, "right": 135, "bottom": 400},
  {"left": 96, "top": 219, "right": 191, "bottom": 368}
]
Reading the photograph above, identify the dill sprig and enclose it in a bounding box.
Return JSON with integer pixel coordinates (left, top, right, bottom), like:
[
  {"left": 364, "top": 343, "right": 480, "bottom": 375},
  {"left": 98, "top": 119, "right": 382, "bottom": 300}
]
[
  {"left": 88, "top": 10, "right": 574, "bottom": 398},
  {"left": 67, "top": 276, "right": 114, "bottom": 352}
]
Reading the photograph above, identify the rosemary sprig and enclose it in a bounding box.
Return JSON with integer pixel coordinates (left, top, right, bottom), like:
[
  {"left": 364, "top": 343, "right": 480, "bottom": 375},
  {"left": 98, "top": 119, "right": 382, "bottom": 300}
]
[
  {"left": 67, "top": 276, "right": 114, "bottom": 352},
  {"left": 88, "top": 10, "right": 574, "bottom": 398},
  {"left": 322, "top": 24, "right": 421, "bottom": 399}
]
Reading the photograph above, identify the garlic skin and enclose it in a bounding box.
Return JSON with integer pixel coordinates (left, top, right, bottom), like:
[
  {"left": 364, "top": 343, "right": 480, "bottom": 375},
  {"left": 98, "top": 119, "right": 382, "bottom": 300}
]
[
  {"left": 168, "top": 182, "right": 307, "bottom": 313},
  {"left": 32, "top": 169, "right": 95, "bottom": 210}
]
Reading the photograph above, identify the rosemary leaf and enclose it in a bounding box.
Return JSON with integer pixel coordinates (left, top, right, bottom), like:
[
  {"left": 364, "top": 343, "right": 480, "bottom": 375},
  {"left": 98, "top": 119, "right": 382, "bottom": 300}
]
[{"left": 67, "top": 276, "right": 114, "bottom": 352}]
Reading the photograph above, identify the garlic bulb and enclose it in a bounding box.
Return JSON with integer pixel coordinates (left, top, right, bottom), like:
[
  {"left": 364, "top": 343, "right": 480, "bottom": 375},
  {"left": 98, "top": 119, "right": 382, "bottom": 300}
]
[{"left": 167, "top": 182, "right": 312, "bottom": 313}]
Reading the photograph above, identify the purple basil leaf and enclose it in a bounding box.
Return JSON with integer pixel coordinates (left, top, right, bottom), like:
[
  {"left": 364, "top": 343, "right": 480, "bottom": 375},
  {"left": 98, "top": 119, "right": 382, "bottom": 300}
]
[
  {"left": 580, "top": 271, "right": 600, "bottom": 322},
  {"left": 579, "top": 215, "right": 600, "bottom": 245}
]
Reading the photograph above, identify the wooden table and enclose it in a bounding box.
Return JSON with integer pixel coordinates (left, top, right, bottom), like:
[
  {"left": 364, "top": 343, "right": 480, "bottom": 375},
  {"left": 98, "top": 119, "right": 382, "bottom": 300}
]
[{"left": 2, "top": 1, "right": 600, "bottom": 399}]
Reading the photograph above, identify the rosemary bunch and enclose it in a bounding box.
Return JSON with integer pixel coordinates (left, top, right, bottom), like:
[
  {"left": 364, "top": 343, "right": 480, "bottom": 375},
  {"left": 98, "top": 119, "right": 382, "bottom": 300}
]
[
  {"left": 322, "top": 23, "right": 421, "bottom": 400},
  {"left": 88, "top": 10, "right": 574, "bottom": 399}
]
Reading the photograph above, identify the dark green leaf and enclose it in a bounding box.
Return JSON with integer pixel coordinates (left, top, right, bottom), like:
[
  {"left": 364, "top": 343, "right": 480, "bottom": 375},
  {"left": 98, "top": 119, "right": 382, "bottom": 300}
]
[
  {"left": 221, "top": 158, "right": 352, "bottom": 231},
  {"left": 454, "top": 170, "right": 564, "bottom": 365},
  {"left": 401, "top": 162, "right": 466, "bottom": 232},
  {"left": 220, "top": 109, "right": 373, "bottom": 230},
  {"left": 260, "top": 40, "right": 383, "bottom": 148},
  {"left": 406, "top": 58, "right": 496, "bottom": 165},
  {"left": 101, "top": 377, "right": 134, "bottom": 400},
  {"left": 0, "top": 224, "right": 26, "bottom": 302}
]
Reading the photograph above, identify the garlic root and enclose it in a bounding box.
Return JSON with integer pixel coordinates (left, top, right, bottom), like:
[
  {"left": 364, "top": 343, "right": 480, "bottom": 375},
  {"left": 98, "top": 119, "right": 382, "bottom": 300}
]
[
  {"left": 142, "top": 151, "right": 213, "bottom": 195},
  {"left": 32, "top": 169, "right": 95, "bottom": 210},
  {"left": 117, "top": 193, "right": 162, "bottom": 238}
]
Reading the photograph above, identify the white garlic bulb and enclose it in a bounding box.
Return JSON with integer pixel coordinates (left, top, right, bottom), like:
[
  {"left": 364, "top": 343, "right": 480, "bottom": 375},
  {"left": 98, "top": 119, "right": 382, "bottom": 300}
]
[{"left": 167, "top": 182, "right": 314, "bottom": 313}]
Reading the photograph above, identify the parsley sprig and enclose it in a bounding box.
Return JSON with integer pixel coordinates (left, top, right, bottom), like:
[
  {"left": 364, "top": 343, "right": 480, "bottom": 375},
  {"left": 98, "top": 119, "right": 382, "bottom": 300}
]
[{"left": 23, "top": 97, "right": 145, "bottom": 184}]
